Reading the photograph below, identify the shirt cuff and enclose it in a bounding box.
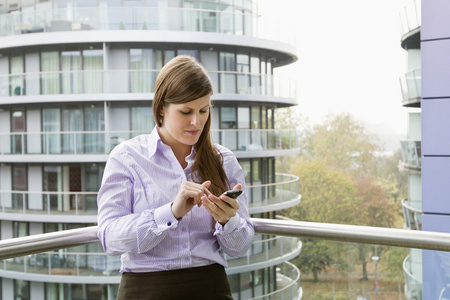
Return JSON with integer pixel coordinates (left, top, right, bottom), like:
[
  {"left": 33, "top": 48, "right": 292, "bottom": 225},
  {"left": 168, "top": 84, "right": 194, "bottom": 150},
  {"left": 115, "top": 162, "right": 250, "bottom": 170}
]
[
  {"left": 214, "top": 214, "right": 240, "bottom": 236},
  {"left": 153, "top": 202, "right": 179, "bottom": 229}
]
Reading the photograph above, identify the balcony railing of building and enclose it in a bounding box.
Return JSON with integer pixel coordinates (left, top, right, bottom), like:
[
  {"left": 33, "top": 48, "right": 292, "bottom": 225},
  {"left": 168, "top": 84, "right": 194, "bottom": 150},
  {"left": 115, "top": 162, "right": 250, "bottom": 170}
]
[
  {"left": 0, "top": 129, "right": 298, "bottom": 158},
  {"left": 402, "top": 199, "right": 423, "bottom": 231},
  {"left": 0, "top": 6, "right": 296, "bottom": 46},
  {"left": 3, "top": 218, "right": 450, "bottom": 262},
  {"left": 400, "top": 139, "right": 421, "bottom": 170},
  {"left": 403, "top": 255, "right": 422, "bottom": 300},
  {"left": 0, "top": 173, "right": 299, "bottom": 218},
  {"left": 0, "top": 70, "right": 297, "bottom": 100},
  {"left": 0, "top": 234, "right": 300, "bottom": 279},
  {"left": 399, "top": 69, "right": 421, "bottom": 107},
  {"left": 399, "top": 0, "right": 421, "bottom": 37}
]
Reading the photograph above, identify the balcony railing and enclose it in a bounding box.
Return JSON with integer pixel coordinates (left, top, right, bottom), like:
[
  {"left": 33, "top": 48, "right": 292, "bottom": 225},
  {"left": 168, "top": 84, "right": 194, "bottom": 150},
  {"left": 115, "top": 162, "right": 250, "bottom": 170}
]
[
  {"left": 0, "top": 234, "right": 300, "bottom": 279},
  {"left": 0, "top": 129, "right": 298, "bottom": 157},
  {"left": 0, "top": 70, "right": 296, "bottom": 100},
  {"left": 0, "top": 173, "right": 299, "bottom": 218},
  {"left": 399, "top": 69, "right": 421, "bottom": 106},
  {"left": 400, "top": 139, "right": 421, "bottom": 170},
  {"left": 403, "top": 255, "right": 422, "bottom": 300},
  {"left": 402, "top": 199, "right": 422, "bottom": 230},
  {"left": 2, "top": 218, "right": 450, "bottom": 262},
  {"left": 399, "top": 0, "right": 421, "bottom": 36},
  {"left": 0, "top": 6, "right": 296, "bottom": 45}
]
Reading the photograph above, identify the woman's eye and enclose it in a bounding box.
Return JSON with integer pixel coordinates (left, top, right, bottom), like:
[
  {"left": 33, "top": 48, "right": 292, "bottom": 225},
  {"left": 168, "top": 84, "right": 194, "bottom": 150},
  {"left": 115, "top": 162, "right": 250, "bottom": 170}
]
[
  {"left": 181, "top": 111, "right": 190, "bottom": 115},
  {"left": 200, "top": 110, "right": 208, "bottom": 114}
]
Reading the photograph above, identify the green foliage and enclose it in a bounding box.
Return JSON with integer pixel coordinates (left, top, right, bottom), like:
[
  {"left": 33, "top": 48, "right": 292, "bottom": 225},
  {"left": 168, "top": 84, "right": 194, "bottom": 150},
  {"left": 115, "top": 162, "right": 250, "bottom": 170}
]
[{"left": 277, "top": 111, "right": 408, "bottom": 282}]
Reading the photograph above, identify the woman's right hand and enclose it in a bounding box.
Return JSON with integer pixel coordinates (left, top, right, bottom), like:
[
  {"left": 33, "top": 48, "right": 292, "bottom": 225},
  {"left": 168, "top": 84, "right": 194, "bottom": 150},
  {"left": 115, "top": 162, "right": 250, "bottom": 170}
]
[{"left": 171, "top": 181, "right": 212, "bottom": 220}]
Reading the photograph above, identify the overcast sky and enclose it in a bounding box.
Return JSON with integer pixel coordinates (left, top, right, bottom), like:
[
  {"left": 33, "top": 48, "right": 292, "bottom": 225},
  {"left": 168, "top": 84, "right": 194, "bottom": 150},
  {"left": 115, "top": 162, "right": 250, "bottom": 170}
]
[{"left": 261, "top": 0, "right": 408, "bottom": 136}]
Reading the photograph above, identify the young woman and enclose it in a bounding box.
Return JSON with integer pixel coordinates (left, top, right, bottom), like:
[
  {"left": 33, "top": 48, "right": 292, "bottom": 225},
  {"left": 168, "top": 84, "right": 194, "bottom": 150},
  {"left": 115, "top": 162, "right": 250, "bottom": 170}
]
[{"left": 97, "top": 55, "right": 255, "bottom": 299}]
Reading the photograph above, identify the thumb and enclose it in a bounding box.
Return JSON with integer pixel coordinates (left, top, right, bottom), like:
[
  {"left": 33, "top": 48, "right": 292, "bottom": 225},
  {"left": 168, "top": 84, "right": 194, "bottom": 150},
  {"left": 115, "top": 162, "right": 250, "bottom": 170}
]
[
  {"left": 233, "top": 183, "right": 242, "bottom": 190},
  {"left": 202, "top": 181, "right": 212, "bottom": 195}
]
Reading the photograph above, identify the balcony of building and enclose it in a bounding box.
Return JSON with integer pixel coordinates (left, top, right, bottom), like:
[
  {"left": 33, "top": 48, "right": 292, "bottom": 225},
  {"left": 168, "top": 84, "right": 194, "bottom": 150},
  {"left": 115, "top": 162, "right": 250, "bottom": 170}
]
[
  {"left": 3, "top": 218, "right": 450, "bottom": 299},
  {"left": 399, "top": 69, "right": 421, "bottom": 107},
  {"left": 0, "top": 69, "right": 297, "bottom": 106},
  {"left": 400, "top": 140, "right": 421, "bottom": 172},
  {"left": 400, "top": 0, "right": 420, "bottom": 50},
  {"left": 0, "top": 4, "right": 296, "bottom": 46},
  {"left": 402, "top": 199, "right": 422, "bottom": 231},
  {"left": 403, "top": 254, "right": 422, "bottom": 300},
  {"left": 0, "top": 129, "right": 299, "bottom": 163},
  {"left": 0, "top": 173, "right": 300, "bottom": 222}
]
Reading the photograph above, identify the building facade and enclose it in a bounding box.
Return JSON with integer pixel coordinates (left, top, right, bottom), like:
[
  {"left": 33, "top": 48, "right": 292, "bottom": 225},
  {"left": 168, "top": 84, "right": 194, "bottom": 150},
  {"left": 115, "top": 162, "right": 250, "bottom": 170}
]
[
  {"left": 399, "top": 0, "right": 422, "bottom": 298},
  {"left": 0, "top": 1, "right": 302, "bottom": 299}
]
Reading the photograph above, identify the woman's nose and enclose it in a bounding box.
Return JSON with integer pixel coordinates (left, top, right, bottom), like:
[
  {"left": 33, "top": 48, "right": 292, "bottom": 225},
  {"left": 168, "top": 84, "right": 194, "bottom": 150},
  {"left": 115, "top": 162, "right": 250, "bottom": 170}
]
[{"left": 190, "top": 113, "right": 199, "bottom": 126}]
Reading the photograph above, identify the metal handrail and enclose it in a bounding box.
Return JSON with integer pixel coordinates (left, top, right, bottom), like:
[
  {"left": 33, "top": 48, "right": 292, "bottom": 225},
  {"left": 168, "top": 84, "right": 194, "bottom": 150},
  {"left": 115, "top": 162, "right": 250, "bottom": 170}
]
[{"left": 2, "top": 218, "right": 450, "bottom": 261}]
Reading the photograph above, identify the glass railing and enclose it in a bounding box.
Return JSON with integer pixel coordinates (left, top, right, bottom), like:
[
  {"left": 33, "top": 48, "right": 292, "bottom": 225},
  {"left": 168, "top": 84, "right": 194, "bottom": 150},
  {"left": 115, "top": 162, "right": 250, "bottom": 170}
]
[
  {"left": 212, "top": 129, "right": 298, "bottom": 153},
  {"left": 227, "top": 235, "right": 301, "bottom": 272},
  {"left": 0, "top": 234, "right": 299, "bottom": 279},
  {"left": 400, "top": 140, "right": 421, "bottom": 170},
  {"left": 0, "top": 173, "right": 299, "bottom": 217},
  {"left": 0, "top": 190, "right": 98, "bottom": 216},
  {"left": 0, "top": 6, "right": 295, "bottom": 45},
  {"left": 399, "top": 0, "right": 421, "bottom": 36},
  {"left": 0, "top": 129, "right": 298, "bottom": 156},
  {"left": 399, "top": 69, "right": 421, "bottom": 104},
  {"left": 0, "top": 70, "right": 296, "bottom": 100},
  {"left": 402, "top": 199, "right": 422, "bottom": 230},
  {"left": 248, "top": 261, "right": 301, "bottom": 300},
  {"left": 403, "top": 255, "right": 422, "bottom": 300}
]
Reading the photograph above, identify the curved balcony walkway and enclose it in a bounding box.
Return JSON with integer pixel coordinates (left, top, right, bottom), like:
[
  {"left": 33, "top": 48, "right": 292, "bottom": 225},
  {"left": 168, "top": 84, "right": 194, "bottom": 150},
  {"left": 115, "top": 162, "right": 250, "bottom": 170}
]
[
  {"left": 0, "top": 173, "right": 300, "bottom": 222},
  {"left": 403, "top": 255, "right": 422, "bottom": 300},
  {"left": 0, "top": 129, "right": 299, "bottom": 163},
  {"left": 402, "top": 199, "right": 422, "bottom": 231}
]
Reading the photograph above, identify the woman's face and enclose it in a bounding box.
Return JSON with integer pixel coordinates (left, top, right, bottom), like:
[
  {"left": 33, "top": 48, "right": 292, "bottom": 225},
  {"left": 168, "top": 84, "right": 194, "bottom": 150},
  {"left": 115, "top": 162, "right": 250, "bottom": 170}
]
[{"left": 159, "top": 95, "right": 211, "bottom": 151}]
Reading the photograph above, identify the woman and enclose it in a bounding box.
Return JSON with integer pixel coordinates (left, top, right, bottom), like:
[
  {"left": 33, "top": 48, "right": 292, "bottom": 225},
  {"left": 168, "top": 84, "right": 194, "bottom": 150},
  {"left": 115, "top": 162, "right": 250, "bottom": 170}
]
[{"left": 97, "top": 55, "right": 255, "bottom": 299}]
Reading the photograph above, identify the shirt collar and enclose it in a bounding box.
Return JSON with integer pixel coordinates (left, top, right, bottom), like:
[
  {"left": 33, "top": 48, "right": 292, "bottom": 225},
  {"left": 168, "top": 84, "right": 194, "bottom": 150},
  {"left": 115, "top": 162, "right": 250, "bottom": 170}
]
[{"left": 148, "top": 126, "right": 196, "bottom": 162}]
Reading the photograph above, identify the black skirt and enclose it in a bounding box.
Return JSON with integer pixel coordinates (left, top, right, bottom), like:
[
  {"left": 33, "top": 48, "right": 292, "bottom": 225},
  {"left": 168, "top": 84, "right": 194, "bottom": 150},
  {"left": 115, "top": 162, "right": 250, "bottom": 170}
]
[{"left": 117, "top": 263, "right": 233, "bottom": 300}]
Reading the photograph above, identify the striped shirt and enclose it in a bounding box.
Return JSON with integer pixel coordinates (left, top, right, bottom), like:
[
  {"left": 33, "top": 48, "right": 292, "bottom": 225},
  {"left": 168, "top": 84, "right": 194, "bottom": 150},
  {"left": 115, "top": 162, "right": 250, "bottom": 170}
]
[{"left": 97, "top": 127, "right": 255, "bottom": 273}]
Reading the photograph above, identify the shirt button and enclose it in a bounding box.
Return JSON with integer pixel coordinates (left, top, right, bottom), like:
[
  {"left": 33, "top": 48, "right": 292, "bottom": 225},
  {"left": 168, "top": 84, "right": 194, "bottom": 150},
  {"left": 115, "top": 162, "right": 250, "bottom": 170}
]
[
  {"left": 183, "top": 244, "right": 188, "bottom": 249},
  {"left": 181, "top": 227, "right": 186, "bottom": 232},
  {"left": 167, "top": 222, "right": 172, "bottom": 226}
]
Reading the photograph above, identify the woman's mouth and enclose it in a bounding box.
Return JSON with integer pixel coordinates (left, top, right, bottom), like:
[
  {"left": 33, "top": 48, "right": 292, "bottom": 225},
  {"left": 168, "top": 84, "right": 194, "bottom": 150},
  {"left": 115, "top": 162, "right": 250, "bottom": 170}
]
[{"left": 186, "top": 130, "right": 200, "bottom": 135}]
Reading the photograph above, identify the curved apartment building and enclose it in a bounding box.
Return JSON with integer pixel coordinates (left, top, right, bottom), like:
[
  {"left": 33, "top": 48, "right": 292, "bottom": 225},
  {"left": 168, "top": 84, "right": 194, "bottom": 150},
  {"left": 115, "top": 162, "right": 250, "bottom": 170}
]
[
  {"left": 399, "top": 0, "right": 422, "bottom": 298},
  {"left": 0, "top": 1, "right": 302, "bottom": 299}
]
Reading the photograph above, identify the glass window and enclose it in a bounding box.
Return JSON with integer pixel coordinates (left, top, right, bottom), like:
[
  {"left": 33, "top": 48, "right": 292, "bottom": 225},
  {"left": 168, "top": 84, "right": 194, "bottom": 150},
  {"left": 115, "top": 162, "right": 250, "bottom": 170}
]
[
  {"left": 12, "top": 165, "right": 27, "bottom": 209},
  {"left": 131, "top": 106, "right": 154, "bottom": 131},
  {"left": 220, "top": 52, "right": 235, "bottom": 71},
  {"left": 10, "top": 55, "right": 24, "bottom": 96},
  {"left": 43, "top": 108, "right": 61, "bottom": 154},
  {"left": 155, "top": 50, "right": 175, "bottom": 69},
  {"left": 178, "top": 49, "right": 199, "bottom": 59},
  {"left": 84, "top": 105, "right": 105, "bottom": 153},
  {"left": 62, "top": 107, "right": 82, "bottom": 153},
  {"left": 11, "top": 109, "right": 25, "bottom": 154},
  {"left": 41, "top": 51, "right": 60, "bottom": 94},
  {"left": 130, "top": 49, "right": 154, "bottom": 92},
  {"left": 237, "top": 106, "right": 249, "bottom": 129},
  {"left": 61, "top": 51, "right": 82, "bottom": 94},
  {"left": 13, "top": 221, "right": 28, "bottom": 238},
  {"left": 220, "top": 52, "right": 236, "bottom": 93},
  {"left": 220, "top": 106, "right": 236, "bottom": 129},
  {"left": 237, "top": 53, "right": 249, "bottom": 73},
  {"left": 14, "top": 280, "right": 29, "bottom": 300},
  {"left": 251, "top": 106, "right": 260, "bottom": 129},
  {"left": 83, "top": 49, "right": 103, "bottom": 93}
]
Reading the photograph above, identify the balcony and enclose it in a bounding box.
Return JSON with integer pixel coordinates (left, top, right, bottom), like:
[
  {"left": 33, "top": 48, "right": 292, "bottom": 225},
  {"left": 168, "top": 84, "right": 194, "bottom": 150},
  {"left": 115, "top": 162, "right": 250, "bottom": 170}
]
[
  {"left": 400, "top": 140, "right": 421, "bottom": 171},
  {"left": 0, "top": 173, "right": 299, "bottom": 221},
  {"left": 402, "top": 199, "right": 422, "bottom": 230},
  {"left": 0, "top": 69, "right": 296, "bottom": 104},
  {"left": 0, "top": 6, "right": 295, "bottom": 46},
  {"left": 0, "top": 129, "right": 298, "bottom": 162},
  {"left": 0, "top": 234, "right": 301, "bottom": 284},
  {"left": 399, "top": 69, "right": 421, "bottom": 107},
  {"left": 400, "top": 0, "right": 421, "bottom": 49},
  {"left": 403, "top": 255, "right": 422, "bottom": 300}
]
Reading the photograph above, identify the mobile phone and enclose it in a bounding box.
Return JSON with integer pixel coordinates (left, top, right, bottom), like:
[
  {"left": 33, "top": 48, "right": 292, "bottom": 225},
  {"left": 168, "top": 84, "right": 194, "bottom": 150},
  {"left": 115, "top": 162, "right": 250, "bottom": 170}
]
[{"left": 221, "top": 189, "right": 242, "bottom": 199}]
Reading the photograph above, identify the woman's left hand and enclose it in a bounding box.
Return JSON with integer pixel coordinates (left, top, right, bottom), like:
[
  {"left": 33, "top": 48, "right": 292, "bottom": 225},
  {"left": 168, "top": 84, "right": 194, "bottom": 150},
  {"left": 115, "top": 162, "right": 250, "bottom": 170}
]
[{"left": 201, "top": 184, "right": 241, "bottom": 226}]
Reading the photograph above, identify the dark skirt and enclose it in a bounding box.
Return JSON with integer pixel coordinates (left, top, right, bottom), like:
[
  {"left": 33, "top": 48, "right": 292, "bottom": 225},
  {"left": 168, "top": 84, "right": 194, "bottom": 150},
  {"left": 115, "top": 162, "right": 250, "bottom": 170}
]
[{"left": 117, "top": 263, "right": 233, "bottom": 300}]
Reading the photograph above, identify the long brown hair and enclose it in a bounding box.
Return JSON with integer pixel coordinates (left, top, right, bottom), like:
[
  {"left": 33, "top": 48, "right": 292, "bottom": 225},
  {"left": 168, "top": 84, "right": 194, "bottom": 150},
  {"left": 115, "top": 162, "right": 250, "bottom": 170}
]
[{"left": 152, "top": 55, "right": 230, "bottom": 195}]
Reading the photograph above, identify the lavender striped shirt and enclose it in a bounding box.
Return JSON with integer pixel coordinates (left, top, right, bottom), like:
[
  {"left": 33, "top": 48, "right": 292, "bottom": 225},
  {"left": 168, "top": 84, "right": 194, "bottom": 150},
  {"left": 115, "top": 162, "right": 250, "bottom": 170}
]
[{"left": 97, "top": 127, "right": 255, "bottom": 273}]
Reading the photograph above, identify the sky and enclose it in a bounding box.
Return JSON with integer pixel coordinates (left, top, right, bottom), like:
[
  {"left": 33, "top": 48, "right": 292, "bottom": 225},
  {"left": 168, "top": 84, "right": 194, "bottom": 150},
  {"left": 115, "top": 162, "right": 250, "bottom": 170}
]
[{"left": 260, "top": 0, "right": 408, "bottom": 137}]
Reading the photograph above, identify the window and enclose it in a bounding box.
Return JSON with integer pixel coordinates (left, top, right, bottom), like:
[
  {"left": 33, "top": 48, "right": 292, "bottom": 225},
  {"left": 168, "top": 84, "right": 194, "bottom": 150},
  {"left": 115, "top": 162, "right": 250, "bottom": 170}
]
[
  {"left": 14, "top": 280, "right": 29, "bottom": 300},
  {"left": 131, "top": 106, "right": 154, "bottom": 131},
  {"left": 61, "top": 51, "right": 82, "bottom": 94},
  {"left": 41, "top": 51, "right": 60, "bottom": 94},
  {"left": 11, "top": 109, "right": 25, "bottom": 154},
  {"left": 130, "top": 49, "right": 154, "bottom": 92},
  {"left": 42, "top": 108, "right": 61, "bottom": 154},
  {"left": 82, "top": 49, "right": 103, "bottom": 93},
  {"left": 12, "top": 165, "right": 27, "bottom": 210}
]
